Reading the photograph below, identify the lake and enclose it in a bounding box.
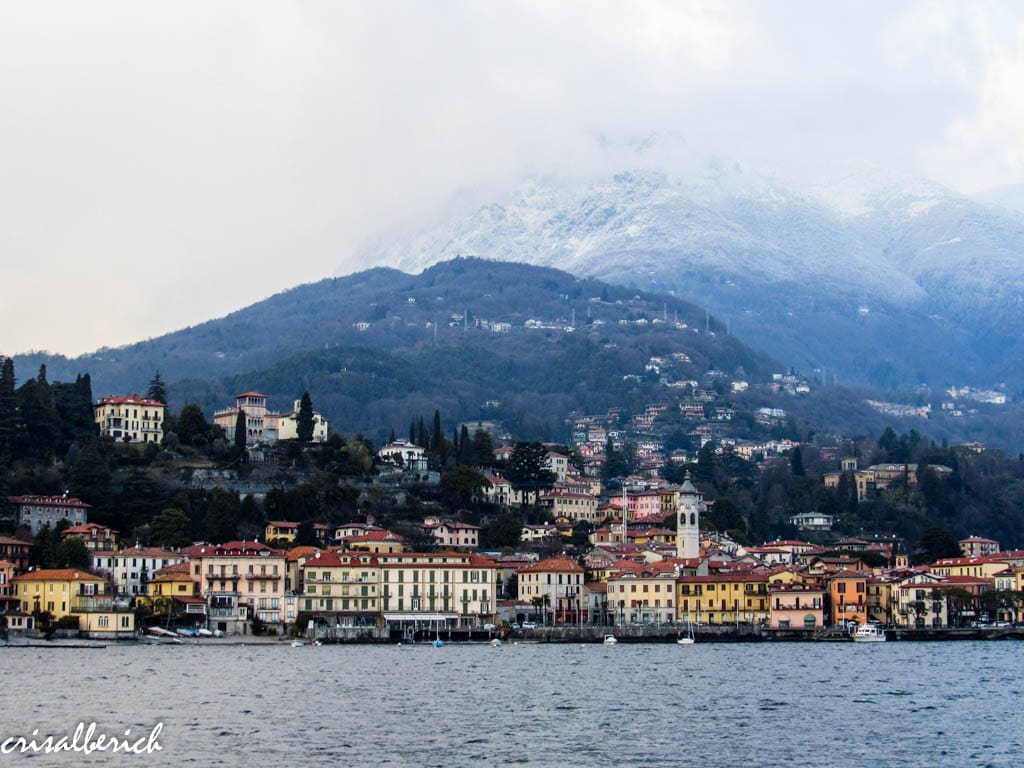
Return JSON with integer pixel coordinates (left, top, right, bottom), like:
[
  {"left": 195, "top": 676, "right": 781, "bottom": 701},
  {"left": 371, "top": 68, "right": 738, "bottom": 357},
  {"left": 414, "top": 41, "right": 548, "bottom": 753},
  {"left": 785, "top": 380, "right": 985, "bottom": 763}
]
[{"left": 2, "top": 640, "right": 1021, "bottom": 767}]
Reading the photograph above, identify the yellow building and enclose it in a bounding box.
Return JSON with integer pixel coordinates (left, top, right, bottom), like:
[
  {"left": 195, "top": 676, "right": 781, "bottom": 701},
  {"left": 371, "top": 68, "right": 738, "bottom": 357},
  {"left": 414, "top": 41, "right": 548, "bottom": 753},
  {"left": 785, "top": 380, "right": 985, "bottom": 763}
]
[
  {"left": 299, "top": 551, "right": 381, "bottom": 625},
  {"left": 606, "top": 561, "right": 678, "bottom": 625},
  {"left": 929, "top": 556, "right": 1010, "bottom": 580},
  {"left": 378, "top": 551, "right": 499, "bottom": 628},
  {"left": 677, "top": 572, "right": 770, "bottom": 625},
  {"left": 12, "top": 567, "right": 134, "bottom": 638},
  {"left": 540, "top": 491, "right": 601, "bottom": 524},
  {"left": 866, "top": 576, "right": 894, "bottom": 625},
  {"left": 146, "top": 561, "right": 200, "bottom": 600},
  {"left": 94, "top": 395, "right": 165, "bottom": 444},
  {"left": 823, "top": 470, "right": 873, "bottom": 502},
  {"left": 632, "top": 527, "right": 676, "bottom": 547}
]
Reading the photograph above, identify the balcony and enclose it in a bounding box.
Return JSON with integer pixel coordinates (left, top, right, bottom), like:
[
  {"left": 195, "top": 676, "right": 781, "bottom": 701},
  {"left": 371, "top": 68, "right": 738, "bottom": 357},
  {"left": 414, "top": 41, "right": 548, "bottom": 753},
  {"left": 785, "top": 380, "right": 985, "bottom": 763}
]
[{"left": 73, "top": 597, "right": 132, "bottom": 613}]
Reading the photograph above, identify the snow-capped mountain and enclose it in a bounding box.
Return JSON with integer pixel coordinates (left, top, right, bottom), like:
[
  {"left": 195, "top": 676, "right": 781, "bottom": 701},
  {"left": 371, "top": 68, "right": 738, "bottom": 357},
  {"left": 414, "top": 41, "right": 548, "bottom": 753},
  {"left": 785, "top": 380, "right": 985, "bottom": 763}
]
[{"left": 353, "top": 163, "right": 1024, "bottom": 388}]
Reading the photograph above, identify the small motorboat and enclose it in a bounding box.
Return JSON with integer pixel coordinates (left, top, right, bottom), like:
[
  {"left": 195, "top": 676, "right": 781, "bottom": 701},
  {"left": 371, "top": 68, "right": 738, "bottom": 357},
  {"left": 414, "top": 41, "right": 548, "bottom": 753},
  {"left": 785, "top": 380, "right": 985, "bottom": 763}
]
[
  {"left": 291, "top": 639, "right": 305, "bottom": 648},
  {"left": 491, "top": 638, "right": 502, "bottom": 647},
  {"left": 603, "top": 635, "right": 618, "bottom": 646},
  {"left": 851, "top": 624, "right": 886, "bottom": 642}
]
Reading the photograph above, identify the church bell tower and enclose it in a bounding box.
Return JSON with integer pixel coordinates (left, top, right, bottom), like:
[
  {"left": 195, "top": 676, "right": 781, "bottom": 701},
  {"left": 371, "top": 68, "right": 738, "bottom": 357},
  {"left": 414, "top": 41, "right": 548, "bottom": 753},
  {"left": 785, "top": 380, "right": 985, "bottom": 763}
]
[{"left": 677, "top": 472, "right": 702, "bottom": 560}]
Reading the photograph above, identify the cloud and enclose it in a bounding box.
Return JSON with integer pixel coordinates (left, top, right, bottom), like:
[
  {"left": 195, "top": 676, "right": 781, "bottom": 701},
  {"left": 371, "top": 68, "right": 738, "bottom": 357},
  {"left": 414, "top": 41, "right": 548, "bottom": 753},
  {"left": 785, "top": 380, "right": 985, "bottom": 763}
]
[
  {"left": 0, "top": 1, "right": 1022, "bottom": 356},
  {"left": 925, "top": 15, "right": 1024, "bottom": 191}
]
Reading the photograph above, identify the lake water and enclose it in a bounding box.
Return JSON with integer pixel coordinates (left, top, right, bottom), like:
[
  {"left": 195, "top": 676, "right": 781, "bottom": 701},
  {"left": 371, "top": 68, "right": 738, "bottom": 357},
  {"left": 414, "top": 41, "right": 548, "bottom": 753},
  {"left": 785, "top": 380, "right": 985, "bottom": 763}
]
[{"left": 2, "top": 641, "right": 1022, "bottom": 767}]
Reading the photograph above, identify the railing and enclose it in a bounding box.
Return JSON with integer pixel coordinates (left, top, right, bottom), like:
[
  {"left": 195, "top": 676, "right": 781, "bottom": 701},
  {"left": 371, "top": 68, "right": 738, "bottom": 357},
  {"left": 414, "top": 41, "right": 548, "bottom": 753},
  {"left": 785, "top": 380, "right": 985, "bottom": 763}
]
[{"left": 73, "top": 597, "right": 131, "bottom": 612}]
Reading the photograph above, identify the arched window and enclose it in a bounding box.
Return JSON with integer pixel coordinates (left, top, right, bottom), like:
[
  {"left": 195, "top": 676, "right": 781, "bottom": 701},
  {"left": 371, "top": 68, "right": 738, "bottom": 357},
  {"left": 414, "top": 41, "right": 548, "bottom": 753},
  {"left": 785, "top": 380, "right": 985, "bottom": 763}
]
[{"left": 689, "top": 513, "right": 696, "bottom": 525}]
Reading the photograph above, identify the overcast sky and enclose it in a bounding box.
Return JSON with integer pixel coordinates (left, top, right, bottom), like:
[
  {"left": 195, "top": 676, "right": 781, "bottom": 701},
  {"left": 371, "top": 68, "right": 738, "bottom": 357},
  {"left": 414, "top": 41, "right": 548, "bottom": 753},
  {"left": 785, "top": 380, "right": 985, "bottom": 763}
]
[{"left": 3, "top": 1, "right": 1024, "bottom": 357}]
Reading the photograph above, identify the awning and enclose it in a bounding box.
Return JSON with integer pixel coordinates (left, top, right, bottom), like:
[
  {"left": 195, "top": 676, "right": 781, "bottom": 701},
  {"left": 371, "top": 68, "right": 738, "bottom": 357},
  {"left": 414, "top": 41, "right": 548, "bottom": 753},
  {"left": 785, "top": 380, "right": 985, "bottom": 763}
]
[{"left": 384, "top": 613, "right": 458, "bottom": 621}]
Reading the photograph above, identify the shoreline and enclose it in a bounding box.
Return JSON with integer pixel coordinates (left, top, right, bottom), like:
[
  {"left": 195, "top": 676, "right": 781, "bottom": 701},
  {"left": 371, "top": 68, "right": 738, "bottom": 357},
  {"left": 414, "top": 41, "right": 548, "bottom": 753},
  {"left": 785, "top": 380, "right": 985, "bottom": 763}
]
[{"left": 5, "top": 626, "right": 1023, "bottom": 647}]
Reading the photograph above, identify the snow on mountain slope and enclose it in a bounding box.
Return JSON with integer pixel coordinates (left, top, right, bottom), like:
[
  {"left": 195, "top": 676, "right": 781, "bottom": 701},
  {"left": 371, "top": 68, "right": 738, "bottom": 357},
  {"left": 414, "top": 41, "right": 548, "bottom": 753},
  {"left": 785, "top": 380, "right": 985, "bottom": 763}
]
[
  {"left": 365, "top": 166, "right": 926, "bottom": 303},
  {"left": 351, "top": 162, "right": 1024, "bottom": 386}
]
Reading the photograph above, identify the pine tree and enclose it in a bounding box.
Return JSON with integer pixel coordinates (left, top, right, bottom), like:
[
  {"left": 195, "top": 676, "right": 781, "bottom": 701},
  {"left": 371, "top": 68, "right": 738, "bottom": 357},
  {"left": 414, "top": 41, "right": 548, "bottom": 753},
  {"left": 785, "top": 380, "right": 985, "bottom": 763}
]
[
  {"left": 297, "top": 392, "right": 314, "bottom": 442},
  {"left": 146, "top": 371, "right": 168, "bottom": 404},
  {"left": 53, "top": 373, "right": 96, "bottom": 447},
  {"left": 471, "top": 429, "right": 494, "bottom": 467}
]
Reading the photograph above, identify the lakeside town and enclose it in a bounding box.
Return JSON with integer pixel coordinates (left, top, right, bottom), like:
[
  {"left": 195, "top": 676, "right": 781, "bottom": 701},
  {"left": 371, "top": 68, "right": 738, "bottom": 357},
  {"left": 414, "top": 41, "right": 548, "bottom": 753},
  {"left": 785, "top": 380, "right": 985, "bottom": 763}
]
[{"left": 2, "top": 380, "right": 1023, "bottom": 646}]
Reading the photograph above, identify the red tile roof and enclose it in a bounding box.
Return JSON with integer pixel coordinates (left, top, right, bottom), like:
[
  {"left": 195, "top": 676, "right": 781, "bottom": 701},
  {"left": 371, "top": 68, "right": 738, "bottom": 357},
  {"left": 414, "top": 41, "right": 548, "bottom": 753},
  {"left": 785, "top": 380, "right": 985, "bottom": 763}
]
[
  {"left": 8, "top": 495, "right": 90, "bottom": 509},
  {"left": 13, "top": 568, "right": 104, "bottom": 582},
  {"left": 96, "top": 395, "right": 165, "bottom": 408},
  {"left": 519, "top": 556, "right": 584, "bottom": 574}
]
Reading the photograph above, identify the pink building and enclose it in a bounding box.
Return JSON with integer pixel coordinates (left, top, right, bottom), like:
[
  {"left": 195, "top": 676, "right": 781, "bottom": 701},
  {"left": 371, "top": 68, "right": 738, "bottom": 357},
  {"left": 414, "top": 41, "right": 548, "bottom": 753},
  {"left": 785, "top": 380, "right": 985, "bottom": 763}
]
[{"left": 768, "top": 582, "right": 825, "bottom": 629}]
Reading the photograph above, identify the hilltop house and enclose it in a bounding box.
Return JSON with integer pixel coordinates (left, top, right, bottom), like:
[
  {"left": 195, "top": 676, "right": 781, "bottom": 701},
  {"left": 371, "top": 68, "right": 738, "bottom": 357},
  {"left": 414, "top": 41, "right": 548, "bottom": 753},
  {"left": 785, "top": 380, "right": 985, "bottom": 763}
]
[
  {"left": 94, "top": 395, "right": 166, "bottom": 444},
  {"left": 8, "top": 494, "right": 89, "bottom": 535},
  {"left": 213, "top": 391, "right": 329, "bottom": 446}
]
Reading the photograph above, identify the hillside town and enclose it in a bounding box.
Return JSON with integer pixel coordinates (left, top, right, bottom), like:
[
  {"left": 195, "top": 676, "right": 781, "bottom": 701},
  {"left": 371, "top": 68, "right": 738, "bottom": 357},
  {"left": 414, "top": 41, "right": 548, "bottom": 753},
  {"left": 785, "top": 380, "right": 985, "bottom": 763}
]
[
  {"left": 2, "top": 351, "right": 1023, "bottom": 644},
  {"left": 3, "top": 414, "right": 1023, "bottom": 642}
]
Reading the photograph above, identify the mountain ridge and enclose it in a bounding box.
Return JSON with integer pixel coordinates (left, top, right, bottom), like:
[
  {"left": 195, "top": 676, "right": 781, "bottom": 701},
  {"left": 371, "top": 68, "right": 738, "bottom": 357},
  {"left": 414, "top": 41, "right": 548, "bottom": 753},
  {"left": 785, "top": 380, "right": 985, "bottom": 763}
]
[{"left": 355, "top": 165, "right": 1024, "bottom": 390}]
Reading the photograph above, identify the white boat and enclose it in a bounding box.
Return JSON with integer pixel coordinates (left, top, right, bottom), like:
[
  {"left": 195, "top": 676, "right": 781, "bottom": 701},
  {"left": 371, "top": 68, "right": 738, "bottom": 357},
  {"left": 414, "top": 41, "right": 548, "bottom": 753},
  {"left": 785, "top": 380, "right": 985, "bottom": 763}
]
[
  {"left": 490, "top": 638, "right": 502, "bottom": 647},
  {"left": 677, "top": 616, "right": 696, "bottom": 645},
  {"left": 291, "top": 639, "right": 305, "bottom": 647},
  {"left": 851, "top": 624, "right": 886, "bottom": 642},
  {"left": 603, "top": 635, "right": 618, "bottom": 645}
]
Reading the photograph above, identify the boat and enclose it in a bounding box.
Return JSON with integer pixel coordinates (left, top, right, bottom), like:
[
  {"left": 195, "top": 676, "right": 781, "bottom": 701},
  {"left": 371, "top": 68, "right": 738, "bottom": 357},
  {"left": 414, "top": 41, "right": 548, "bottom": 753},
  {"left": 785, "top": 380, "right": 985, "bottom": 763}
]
[
  {"left": 851, "top": 624, "right": 886, "bottom": 642},
  {"left": 291, "top": 639, "right": 305, "bottom": 647},
  {"left": 490, "top": 638, "right": 502, "bottom": 647},
  {"left": 677, "top": 615, "right": 696, "bottom": 645},
  {"left": 603, "top": 634, "right": 618, "bottom": 645},
  {"left": 433, "top": 621, "right": 444, "bottom": 647}
]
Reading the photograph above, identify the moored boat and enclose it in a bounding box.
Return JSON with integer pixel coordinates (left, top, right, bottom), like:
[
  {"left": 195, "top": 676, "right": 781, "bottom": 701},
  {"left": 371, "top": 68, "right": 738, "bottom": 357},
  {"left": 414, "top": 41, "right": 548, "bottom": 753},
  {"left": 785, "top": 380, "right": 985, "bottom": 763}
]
[{"left": 851, "top": 624, "right": 886, "bottom": 642}]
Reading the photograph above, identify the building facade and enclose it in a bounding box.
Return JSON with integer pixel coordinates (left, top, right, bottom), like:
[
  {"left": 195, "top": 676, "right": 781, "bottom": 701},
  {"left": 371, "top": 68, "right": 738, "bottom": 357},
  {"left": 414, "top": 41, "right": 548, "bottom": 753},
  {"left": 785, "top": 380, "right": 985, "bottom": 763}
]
[
  {"left": 9, "top": 494, "right": 90, "bottom": 535},
  {"left": 195, "top": 541, "right": 287, "bottom": 634},
  {"left": 94, "top": 395, "right": 166, "bottom": 444}
]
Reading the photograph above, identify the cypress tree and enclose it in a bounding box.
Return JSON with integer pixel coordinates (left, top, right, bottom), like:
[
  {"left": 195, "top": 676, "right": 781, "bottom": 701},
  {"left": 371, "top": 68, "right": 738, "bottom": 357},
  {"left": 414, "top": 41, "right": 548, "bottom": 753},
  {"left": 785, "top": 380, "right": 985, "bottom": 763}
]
[
  {"left": 234, "top": 409, "right": 247, "bottom": 450},
  {"left": 297, "top": 392, "right": 314, "bottom": 442},
  {"left": 430, "top": 410, "right": 442, "bottom": 454},
  {"left": 0, "top": 357, "right": 21, "bottom": 459},
  {"left": 790, "top": 446, "right": 805, "bottom": 477},
  {"left": 18, "top": 365, "right": 60, "bottom": 459},
  {"left": 458, "top": 425, "right": 473, "bottom": 465}
]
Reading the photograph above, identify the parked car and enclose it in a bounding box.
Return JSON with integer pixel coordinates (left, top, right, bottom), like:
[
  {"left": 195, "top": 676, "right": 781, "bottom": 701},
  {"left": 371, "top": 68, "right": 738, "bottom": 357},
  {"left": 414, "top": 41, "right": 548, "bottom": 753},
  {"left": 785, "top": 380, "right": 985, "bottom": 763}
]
[
  {"left": 482, "top": 623, "right": 497, "bottom": 630},
  {"left": 510, "top": 622, "right": 521, "bottom": 631},
  {"left": 522, "top": 621, "right": 538, "bottom": 629}
]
